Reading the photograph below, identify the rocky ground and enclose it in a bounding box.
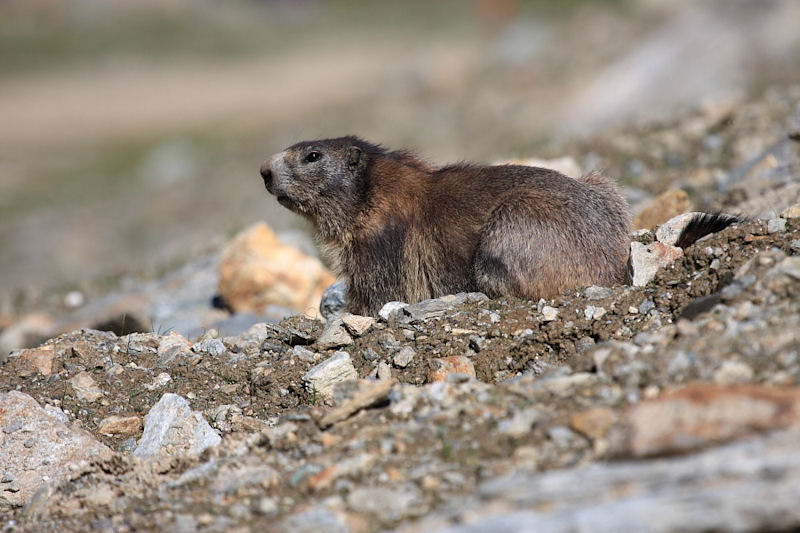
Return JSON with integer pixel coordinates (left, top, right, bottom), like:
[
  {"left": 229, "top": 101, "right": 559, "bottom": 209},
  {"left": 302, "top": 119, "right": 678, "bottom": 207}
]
[{"left": 2, "top": 83, "right": 800, "bottom": 532}]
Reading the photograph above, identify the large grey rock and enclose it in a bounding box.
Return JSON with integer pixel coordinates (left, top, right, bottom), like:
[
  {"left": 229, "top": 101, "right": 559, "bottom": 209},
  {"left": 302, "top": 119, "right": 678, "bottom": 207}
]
[
  {"left": 0, "top": 391, "right": 113, "bottom": 510},
  {"left": 133, "top": 393, "right": 221, "bottom": 459},
  {"left": 401, "top": 293, "right": 489, "bottom": 322},
  {"left": 427, "top": 429, "right": 800, "bottom": 533}
]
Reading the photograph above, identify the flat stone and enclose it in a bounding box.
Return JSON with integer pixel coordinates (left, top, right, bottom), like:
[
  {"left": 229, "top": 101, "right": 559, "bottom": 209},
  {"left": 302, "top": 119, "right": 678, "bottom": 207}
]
[
  {"left": 15, "top": 345, "right": 56, "bottom": 376},
  {"left": 393, "top": 346, "right": 416, "bottom": 368},
  {"left": 0, "top": 391, "right": 112, "bottom": 510},
  {"left": 427, "top": 356, "right": 476, "bottom": 383},
  {"left": 96, "top": 415, "right": 142, "bottom": 436},
  {"left": 340, "top": 313, "right": 375, "bottom": 337},
  {"left": 583, "top": 286, "right": 614, "bottom": 300},
  {"left": 316, "top": 317, "right": 353, "bottom": 350},
  {"left": 314, "top": 379, "right": 395, "bottom": 429},
  {"left": 441, "top": 429, "right": 800, "bottom": 533},
  {"left": 133, "top": 393, "right": 221, "bottom": 459},
  {"left": 623, "top": 383, "right": 800, "bottom": 457},
  {"left": 291, "top": 345, "right": 317, "bottom": 362},
  {"left": 302, "top": 351, "right": 358, "bottom": 400},
  {"left": 69, "top": 371, "right": 103, "bottom": 403},
  {"left": 401, "top": 293, "right": 489, "bottom": 322}
]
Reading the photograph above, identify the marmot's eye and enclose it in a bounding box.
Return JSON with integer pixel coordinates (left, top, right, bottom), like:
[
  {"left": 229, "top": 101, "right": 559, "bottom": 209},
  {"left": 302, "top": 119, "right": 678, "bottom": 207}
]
[{"left": 305, "top": 151, "right": 321, "bottom": 163}]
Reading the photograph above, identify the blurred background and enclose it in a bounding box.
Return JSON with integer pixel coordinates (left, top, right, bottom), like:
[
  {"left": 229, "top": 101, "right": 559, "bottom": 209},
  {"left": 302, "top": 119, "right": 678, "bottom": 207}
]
[{"left": 2, "top": 0, "right": 800, "bottom": 308}]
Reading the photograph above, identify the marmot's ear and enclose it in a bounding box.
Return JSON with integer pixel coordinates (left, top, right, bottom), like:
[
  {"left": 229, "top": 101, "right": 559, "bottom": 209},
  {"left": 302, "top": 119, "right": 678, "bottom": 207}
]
[{"left": 347, "top": 146, "right": 363, "bottom": 172}]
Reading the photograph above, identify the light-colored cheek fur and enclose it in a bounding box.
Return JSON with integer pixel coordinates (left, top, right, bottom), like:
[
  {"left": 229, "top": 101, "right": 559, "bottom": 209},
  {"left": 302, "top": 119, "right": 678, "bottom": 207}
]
[{"left": 268, "top": 153, "right": 292, "bottom": 192}]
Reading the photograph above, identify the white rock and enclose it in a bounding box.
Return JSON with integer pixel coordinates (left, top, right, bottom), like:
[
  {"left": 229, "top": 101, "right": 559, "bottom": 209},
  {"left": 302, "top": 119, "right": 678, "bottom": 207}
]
[
  {"left": 69, "top": 371, "right": 103, "bottom": 403},
  {"left": 144, "top": 372, "right": 172, "bottom": 391},
  {"left": 393, "top": 346, "right": 416, "bottom": 368},
  {"left": 302, "top": 351, "right": 358, "bottom": 399},
  {"left": 379, "top": 301, "right": 409, "bottom": 321},
  {"left": 156, "top": 332, "right": 192, "bottom": 366},
  {"left": 133, "top": 393, "right": 221, "bottom": 459},
  {"left": 376, "top": 361, "right": 393, "bottom": 381},
  {"left": 768, "top": 218, "right": 787, "bottom": 234},
  {"left": 541, "top": 306, "right": 559, "bottom": 321},
  {"left": 340, "top": 313, "right": 375, "bottom": 337},
  {"left": 655, "top": 212, "right": 698, "bottom": 246},
  {"left": 316, "top": 318, "right": 353, "bottom": 350},
  {"left": 713, "top": 360, "right": 755, "bottom": 384},
  {"left": 630, "top": 241, "right": 683, "bottom": 287}
]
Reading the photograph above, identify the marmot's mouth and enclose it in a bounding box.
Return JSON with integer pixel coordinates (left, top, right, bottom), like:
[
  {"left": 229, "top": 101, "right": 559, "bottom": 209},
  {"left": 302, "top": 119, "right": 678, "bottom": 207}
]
[{"left": 275, "top": 194, "right": 295, "bottom": 208}]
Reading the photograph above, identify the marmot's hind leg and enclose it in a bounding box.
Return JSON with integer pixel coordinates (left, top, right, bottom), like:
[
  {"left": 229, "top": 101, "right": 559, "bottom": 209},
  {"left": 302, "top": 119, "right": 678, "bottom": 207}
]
[{"left": 472, "top": 191, "right": 597, "bottom": 300}]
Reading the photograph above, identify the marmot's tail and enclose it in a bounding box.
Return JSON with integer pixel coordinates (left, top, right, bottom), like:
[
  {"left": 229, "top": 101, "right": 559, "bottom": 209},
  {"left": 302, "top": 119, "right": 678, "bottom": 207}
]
[{"left": 675, "top": 212, "right": 741, "bottom": 249}]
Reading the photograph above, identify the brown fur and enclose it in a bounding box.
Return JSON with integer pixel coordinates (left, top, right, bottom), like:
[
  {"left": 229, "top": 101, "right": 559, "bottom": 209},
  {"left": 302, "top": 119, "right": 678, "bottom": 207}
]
[{"left": 260, "top": 136, "right": 631, "bottom": 316}]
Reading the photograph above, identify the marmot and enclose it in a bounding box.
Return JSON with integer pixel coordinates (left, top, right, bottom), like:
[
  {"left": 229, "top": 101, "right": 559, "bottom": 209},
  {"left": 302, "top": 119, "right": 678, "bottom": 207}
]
[{"left": 258, "top": 136, "right": 722, "bottom": 316}]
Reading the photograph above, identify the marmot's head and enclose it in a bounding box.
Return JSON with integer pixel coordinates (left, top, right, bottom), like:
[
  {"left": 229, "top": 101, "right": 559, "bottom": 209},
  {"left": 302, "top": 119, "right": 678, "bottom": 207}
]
[{"left": 260, "top": 136, "right": 373, "bottom": 225}]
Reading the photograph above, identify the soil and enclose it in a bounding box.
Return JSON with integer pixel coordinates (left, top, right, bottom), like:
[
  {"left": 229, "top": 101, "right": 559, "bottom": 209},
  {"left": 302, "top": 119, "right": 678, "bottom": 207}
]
[{"left": 2, "top": 82, "right": 800, "bottom": 532}]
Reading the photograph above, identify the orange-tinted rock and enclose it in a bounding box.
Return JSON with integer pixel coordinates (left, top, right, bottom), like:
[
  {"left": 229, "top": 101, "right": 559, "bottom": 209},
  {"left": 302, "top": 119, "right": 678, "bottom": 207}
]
[
  {"left": 570, "top": 407, "right": 617, "bottom": 441},
  {"left": 625, "top": 383, "right": 800, "bottom": 457},
  {"left": 16, "top": 345, "right": 56, "bottom": 376},
  {"left": 217, "top": 223, "right": 335, "bottom": 318},
  {"left": 97, "top": 415, "right": 142, "bottom": 436},
  {"left": 427, "top": 356, "right": 476, "bottom": 383},
  {"left": 633, "top": 189, "right": 692, "bottom": 230}
]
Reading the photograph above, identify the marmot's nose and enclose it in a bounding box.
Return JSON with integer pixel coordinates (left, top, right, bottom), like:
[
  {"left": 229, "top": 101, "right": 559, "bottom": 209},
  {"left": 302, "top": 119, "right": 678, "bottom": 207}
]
[{"left": 259, "top": 162, "right": 272, "bottom": 187}]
